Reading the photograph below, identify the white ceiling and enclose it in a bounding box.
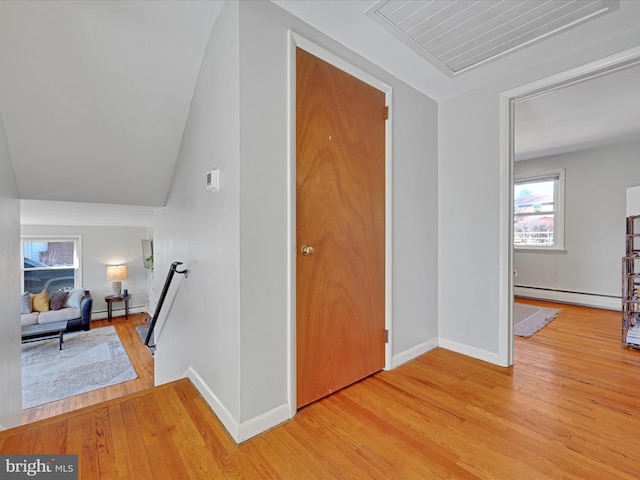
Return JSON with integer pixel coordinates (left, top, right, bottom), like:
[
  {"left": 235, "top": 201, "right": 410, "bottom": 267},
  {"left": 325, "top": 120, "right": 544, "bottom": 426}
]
[
  {"left": 0, "top": 0, "right": 638, "bottom": 226},
  {"left": 20, "top": 199, "right": 157, "bottom": 227},
  {"left": 0, "top": 0, "right": 224, "bottom": 208},
  {"left": 366, "top": 0, "right": 619, "bottom": 77},
  {"left": 515, "top": 62, "right": 640, "bottom": 161}
]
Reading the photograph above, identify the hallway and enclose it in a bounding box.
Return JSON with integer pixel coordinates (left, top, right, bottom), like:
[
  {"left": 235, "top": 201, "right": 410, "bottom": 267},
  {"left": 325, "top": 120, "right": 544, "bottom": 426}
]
[{"left": 4, "top": 302, "right": 640, "bottom": 478}]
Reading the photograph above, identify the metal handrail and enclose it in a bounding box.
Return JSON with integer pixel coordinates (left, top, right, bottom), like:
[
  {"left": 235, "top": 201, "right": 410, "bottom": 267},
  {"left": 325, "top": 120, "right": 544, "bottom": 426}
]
[{"left": 145, "top": 261, "right": 188, "bottom": 349}]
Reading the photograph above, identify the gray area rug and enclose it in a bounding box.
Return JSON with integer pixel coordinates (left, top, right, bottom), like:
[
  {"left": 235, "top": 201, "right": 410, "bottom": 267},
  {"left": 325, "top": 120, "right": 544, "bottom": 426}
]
[
  {"left": 135, "top": 324, "right": 156, "bottom": 355},
  {"left": 514, "top": 303, "right": 562, "bottom": 337},
  {"left": 22, "top": 325, "right": 137, "bottom": 409}
]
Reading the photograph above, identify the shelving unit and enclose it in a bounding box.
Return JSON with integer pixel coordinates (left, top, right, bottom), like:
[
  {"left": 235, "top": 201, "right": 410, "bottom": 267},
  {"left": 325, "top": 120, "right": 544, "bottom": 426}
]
[{"left": 622, "top": 215, "right": 640, "bottom": 349}]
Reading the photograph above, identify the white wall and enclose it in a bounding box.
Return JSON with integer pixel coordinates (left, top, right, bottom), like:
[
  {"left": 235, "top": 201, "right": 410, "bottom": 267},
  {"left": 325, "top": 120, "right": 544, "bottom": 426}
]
[
  {"left": 387, "top": 70, "right": 440, "bottom": 361},
  {"left": 154, "top": 0, "right": 438, "bottom": 442},
  {"left": 0, "top": 110, "right": 21, "bottom": 429},
  {"left": 628, "top": 185, "right": 640, "bottom": 216},
  {"left": 439, "top": 6, "right": 640, "bottom": 364},
  {"left": 514, "top": 140, "right": 640, "bottom": 305},
  {"left": 21, "top": 225, "right": 151, "bottom": 318},
  {"left": 153, "top": 0, "right": 243, "bottom": 429}
]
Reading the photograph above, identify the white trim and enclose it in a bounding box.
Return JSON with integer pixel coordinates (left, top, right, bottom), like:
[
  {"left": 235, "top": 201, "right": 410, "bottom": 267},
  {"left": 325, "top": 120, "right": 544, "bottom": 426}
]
[
  {"left": 390, "top": 338, "right": 439, "bottom": 369},
  {"left": 438, "top": 338, "right": 500, "bottom": 366},
  {"left": 502, "top": 47, "right": 640, "bottom": 101},
  {"left": 287, "top": 31, "right": 393, "bottom": 415},
  {"left": 286, "top": 31, "right": 297, "bottom": 421},
  {"left": 365, "top": 0, "right": 619, "bottom": 79},
  {"left": 498, "top": 93, "right": 514, "bottom": 367},
  {"left": 238, "top": 403, "right": 291, "bottom": 443},
  {"left": 514, "top": 168, "right": 566, "bottom": 251},
  {"left": 185, "top": 367, "right": 291, "bottom": 444},
  {"left": 515, "top": 248, "right": 567, "bottom": 254},
  {"left": 515, "top": 287, "right": 621, "bottom": 311},
  {"left": 500, "top": 45, "right": 640, "bottom": 366},
  {"left": 21, "top": 234, "right": 83, "bottom": 292},
  {"left": 184, "top": 366, "right": 240, "bottom": 442},
  {"left": 291, "top": 32, "right": 392, "bottom": 92}
]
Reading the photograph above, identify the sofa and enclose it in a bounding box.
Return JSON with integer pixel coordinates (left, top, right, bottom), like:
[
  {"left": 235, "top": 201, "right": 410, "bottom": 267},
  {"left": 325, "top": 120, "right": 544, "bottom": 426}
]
[{"left": 21, "top": 289, "right": 93, "bottom": 333}]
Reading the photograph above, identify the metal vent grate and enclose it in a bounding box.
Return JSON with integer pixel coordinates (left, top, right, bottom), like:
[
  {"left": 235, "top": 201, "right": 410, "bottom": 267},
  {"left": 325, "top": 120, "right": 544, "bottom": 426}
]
[{"left": 366, "top": 0, "right": 619, "bottom": 77}]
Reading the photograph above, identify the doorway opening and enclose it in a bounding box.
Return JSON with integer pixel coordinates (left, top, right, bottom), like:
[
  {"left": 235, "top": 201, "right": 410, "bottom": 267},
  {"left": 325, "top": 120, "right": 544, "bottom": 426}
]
[{"left": 501, "top": 46, "right": 640, "bottom": 365}]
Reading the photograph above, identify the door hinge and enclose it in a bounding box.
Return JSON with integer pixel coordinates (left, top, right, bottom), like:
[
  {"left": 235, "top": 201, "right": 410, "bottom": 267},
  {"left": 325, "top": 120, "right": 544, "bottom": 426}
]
[
  {"left": 383, "top": 105, "right": 389, "bottom": 120},
  {"left": 384, "top": 329, "right": 389, "bottom": 343}
]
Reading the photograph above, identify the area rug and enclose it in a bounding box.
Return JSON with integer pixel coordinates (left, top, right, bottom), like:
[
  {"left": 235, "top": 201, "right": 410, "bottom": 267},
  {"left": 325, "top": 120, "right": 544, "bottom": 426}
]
[
  {"left": 514, "top": 303, "right": 562, "bottom": 337},
  {"left": 22, "top": 325, "right": 137, "bottom": 409},
  {"left": 135, "top": 324, "right": 156, "bottom": 356}
]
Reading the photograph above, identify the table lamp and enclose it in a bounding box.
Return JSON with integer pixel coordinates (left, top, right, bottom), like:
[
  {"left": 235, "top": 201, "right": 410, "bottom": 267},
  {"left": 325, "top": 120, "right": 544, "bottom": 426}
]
[{"left": 107, "top": 265, "right": 128, "bottom": 297}]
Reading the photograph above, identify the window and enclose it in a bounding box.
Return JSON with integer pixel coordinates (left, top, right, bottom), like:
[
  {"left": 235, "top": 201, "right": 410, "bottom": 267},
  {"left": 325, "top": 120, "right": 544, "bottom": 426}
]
[
  {"left": 514, "top": 169, "right": 565, "bottom": 251},
  {"left": 22, "top": 236, "right": 81, "bottom": 293}
]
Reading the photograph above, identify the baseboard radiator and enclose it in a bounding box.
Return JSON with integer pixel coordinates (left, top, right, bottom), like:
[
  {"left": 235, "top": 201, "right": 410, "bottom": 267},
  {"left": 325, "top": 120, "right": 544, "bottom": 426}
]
[{"left": 514, "top": 286, "right": 621, "bottom": 311}]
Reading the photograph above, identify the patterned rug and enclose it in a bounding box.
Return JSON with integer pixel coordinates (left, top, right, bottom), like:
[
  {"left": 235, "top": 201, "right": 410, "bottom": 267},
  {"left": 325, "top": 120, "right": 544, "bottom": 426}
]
[
  {"left": 135, "top": 323, "right": 156, "bottom": 355},
  {"left": 514, "top": 303, "right": 562, "bottom": 337},
  {"left": 22, "top": 325, "right": 137, "bottom": 409}
]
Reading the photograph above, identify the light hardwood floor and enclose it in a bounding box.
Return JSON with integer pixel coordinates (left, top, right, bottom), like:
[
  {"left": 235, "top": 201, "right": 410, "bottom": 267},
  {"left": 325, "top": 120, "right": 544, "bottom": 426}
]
[
  {"left": 3, "top": 300, "right": 640, "bottom": 479},
  {"left": 21, "top": 313, "right": 155, "bottom": 425}
]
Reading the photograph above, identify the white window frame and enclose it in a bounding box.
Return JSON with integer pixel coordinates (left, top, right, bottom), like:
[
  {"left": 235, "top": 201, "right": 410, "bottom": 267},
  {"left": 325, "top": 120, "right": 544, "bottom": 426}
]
[
  {"left": 21, "top": 235, "right": 83, "bottom": 292},
  {"left": 514, "top": 169, "right": 565, "bottom": 252}
]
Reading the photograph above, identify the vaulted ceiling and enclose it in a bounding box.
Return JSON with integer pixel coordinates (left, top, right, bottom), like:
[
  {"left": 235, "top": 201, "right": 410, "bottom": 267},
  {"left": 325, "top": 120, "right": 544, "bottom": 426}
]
[
  {"left": 0, "top": 0, "right": 224, "bottom": 210},
  {"left": 1, "top": 0, "right": 639, "bottom": 226}
]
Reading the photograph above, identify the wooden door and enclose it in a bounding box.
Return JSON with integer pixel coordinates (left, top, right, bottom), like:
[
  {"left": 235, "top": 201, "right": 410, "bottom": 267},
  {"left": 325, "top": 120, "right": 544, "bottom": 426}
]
[{"left": 296, "top": 48, "right": 386, "bottom": 408}]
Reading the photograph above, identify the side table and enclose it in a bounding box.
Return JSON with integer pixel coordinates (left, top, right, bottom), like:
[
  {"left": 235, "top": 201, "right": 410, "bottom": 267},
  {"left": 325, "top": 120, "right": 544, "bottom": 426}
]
[{"left": 105, "top": 294, "right": 131, "bottom": 321}]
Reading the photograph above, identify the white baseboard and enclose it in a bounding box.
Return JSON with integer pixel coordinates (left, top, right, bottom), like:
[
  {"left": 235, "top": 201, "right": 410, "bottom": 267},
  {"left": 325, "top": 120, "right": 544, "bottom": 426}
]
[
  {"left": 184, "top": 366, "right": 292, "bottom": 444},
  {"left": 390, "top": 338, "right": 439, "bottom": 369},
  {"left": 184, "top": 366, "right": 240, "bottom": 441},
  {"left": 514, "top": 286, "right": 621, "bottom": 311},
  {"left": 438, "top": 338, "right": 500, "bottom": 366},
  {"left": 237, "top": 403, "right": 291, "bottom": 443}
]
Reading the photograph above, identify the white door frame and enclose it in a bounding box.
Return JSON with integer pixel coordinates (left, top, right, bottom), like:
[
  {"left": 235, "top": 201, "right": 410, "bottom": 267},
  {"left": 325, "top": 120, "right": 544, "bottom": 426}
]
[
  {"left": 286, "top": 31, "right": 393, "bottom": 417},
  {"left": 498, "top": 45, "right": 640, "bottom": 366}
]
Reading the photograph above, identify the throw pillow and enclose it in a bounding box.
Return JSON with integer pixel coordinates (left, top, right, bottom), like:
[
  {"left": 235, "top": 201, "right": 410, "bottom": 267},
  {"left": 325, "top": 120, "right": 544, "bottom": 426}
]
[
  {"left": 49, "top": 291, "right": 69, "bottom": 311},
  {"left": 31, "top": 290, "right": 50, "bottom": 312},
  {"left": 64, "top": 289, "right": 83, "bottom": 308},
  {"left": 21, "top": 292, "right": 32, "bottom": 314}
]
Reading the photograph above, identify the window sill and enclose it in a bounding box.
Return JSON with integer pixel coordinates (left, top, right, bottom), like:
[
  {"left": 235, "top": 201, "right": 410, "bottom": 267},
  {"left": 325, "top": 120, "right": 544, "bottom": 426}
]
[{"left": 514, "top": 247, "right": 567, "bottom": 254}]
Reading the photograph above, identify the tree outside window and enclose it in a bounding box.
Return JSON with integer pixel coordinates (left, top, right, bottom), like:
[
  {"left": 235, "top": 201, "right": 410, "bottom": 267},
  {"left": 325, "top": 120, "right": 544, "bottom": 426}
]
[{"left": 514, "top": 170, "right": 565, "bottom": 250}]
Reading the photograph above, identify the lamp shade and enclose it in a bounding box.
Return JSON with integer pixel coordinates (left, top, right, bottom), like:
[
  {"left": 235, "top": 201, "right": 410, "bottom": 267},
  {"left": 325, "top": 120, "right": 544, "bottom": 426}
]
[{"left": 106, "top": 265, "right": 128, "bottom": 281}]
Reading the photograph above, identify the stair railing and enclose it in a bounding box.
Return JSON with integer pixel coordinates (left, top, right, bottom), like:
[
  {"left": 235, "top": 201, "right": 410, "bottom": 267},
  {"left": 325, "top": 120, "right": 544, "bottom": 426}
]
[{"left": 145, "top": 261, "right": 188, "bottom": 349}]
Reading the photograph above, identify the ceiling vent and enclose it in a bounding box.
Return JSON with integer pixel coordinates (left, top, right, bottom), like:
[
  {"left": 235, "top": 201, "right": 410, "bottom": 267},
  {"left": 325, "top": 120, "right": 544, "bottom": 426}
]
[{"left": 366, "top": 0, "right": 619, "bottom": 77}]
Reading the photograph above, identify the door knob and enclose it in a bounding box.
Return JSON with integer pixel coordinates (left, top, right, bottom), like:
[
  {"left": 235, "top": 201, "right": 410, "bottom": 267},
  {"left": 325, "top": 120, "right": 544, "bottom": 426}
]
[{"left": 301, "top": 245, "right": 315, "bottom": 256}]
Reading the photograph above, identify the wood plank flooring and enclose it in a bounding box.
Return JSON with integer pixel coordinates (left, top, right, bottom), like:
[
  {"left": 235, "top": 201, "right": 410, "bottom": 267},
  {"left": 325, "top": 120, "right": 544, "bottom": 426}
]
[
  {"left": 21, "top": 313, "right": 155, "bottom": 424},
  {"left": 3, "top": 300, "right": 640, "bottom": 479}
]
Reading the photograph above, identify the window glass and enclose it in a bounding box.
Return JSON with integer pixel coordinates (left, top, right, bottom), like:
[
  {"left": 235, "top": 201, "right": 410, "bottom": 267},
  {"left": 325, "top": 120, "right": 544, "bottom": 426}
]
[
  {"left": 514, "top": 171, "right": 564, "bottom": 250},
  {"left": 22, "top": 239, "right": 78, "bottom": 293}
]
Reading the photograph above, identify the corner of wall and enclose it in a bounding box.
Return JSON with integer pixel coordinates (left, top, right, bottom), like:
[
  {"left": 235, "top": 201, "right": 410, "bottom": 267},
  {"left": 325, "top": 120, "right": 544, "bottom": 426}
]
[
  {"left": 237, "top": 403, "right": 291, "bottom": 443},
  {"left": 184, "top": 366, "right": 240, "bottom": 441},
  {"left": 184, "top": 365, "right": 292, "bottom": 444},
  {"left": 390, "top": 338, "right": 439, "bottom": 369},
  {"left": 438, "top": 338, "right": 501, "bottom": 366}
]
